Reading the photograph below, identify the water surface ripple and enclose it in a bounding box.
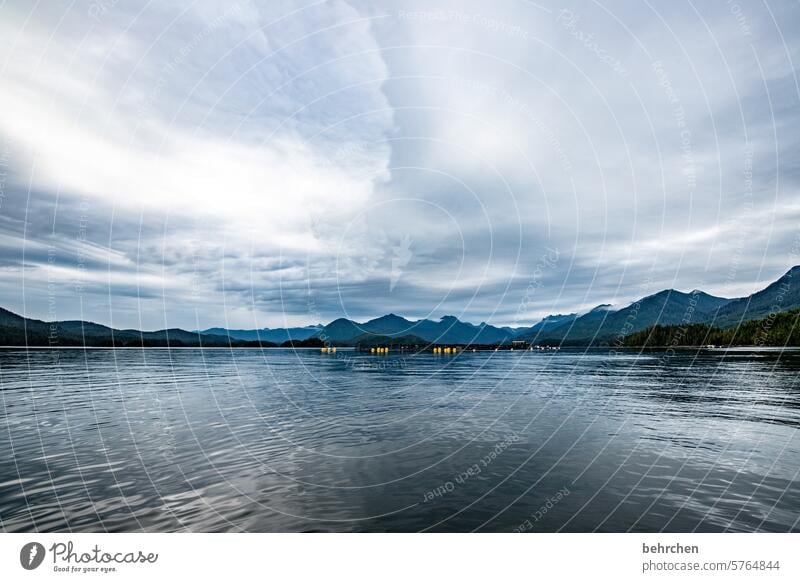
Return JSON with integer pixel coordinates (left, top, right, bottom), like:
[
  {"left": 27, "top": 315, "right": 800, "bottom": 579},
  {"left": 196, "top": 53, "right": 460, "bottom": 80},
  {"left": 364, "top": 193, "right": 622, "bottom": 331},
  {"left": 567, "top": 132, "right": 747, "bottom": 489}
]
[{"left": 1, "top": 347, "right": 798, "bottom": 532}]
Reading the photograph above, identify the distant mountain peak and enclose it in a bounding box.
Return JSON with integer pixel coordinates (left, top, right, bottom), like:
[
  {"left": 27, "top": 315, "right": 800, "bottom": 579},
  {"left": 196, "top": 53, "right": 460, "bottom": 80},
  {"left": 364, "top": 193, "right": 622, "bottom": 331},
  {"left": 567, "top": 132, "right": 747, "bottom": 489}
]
[
  {"left": 370, "top": 313, "right": 407, "bottom": 322},
  {"left": 589, "top": 303, "right": 615, "bottom": 313},
  {"left": 543, "top": 313, "right": 576, "bottom": 321}
]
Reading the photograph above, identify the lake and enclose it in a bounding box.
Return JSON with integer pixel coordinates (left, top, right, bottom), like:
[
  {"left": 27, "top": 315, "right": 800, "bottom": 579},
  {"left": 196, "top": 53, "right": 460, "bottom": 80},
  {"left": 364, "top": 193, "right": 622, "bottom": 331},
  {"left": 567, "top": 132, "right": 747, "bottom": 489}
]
[{"left": 1, "top": 347, "right": 799, "bottom": 532}]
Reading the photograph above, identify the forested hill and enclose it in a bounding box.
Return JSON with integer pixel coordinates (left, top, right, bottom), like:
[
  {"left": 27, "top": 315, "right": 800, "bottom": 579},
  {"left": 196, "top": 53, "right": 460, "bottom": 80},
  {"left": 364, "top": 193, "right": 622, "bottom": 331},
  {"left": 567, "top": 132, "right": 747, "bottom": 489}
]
[{"left": 623, "top": 308, "right": 800, "bottom": 347}]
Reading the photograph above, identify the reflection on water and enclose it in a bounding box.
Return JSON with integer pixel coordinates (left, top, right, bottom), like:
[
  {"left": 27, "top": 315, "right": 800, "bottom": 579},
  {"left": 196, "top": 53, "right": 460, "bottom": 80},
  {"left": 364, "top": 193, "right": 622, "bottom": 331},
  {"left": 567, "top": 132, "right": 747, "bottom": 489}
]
[{"left": 1, "top": 347, "right": 799, "bottom": 532}]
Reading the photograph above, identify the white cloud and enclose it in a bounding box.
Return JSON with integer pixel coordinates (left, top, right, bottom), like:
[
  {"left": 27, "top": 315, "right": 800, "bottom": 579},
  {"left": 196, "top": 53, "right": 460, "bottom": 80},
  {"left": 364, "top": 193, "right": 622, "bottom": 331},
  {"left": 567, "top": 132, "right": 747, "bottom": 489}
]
[{"left": 0, "top": 1, "right": 392, "bottom": 249}]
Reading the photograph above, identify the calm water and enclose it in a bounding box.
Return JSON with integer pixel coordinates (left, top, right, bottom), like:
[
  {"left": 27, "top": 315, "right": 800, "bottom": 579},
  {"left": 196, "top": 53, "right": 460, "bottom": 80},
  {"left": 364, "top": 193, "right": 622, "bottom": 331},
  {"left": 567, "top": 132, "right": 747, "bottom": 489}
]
[{"left": 1, "top": 347, "right": 799, "bottom": 532}]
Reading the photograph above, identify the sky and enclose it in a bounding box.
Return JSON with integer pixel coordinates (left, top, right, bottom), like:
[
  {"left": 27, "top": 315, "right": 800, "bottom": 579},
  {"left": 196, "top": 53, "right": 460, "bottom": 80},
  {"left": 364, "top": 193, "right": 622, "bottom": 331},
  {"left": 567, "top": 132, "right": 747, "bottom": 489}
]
[{"left": 0, "top": 0, "right": 798, "bottom": 331}]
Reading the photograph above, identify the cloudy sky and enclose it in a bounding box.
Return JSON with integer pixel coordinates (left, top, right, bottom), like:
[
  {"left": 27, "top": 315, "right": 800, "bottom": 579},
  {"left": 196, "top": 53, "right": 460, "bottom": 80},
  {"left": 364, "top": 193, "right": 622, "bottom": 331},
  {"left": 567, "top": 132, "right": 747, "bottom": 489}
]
[{"left": 0, "top": 0, "right": 798, "bottom": 330}]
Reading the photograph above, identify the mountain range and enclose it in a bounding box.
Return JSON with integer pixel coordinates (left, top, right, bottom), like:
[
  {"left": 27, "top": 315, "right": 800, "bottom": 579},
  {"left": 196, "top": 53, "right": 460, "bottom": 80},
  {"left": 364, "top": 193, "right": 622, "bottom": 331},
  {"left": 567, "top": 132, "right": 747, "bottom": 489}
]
[
  {"left": 0, "top": 307, "right": 271, "bottom": 347},
  {"left": 199, "top": 325, "right": 322, "bottom": 343},
  {"left": 0, "top": 265, "right": 797, "bottom": 347},
  {"left": 521, "top": 289, "right": 731, "bottom": 345},
  {"left": 305, "top": 266, "right": 799, "bottom": 345}
]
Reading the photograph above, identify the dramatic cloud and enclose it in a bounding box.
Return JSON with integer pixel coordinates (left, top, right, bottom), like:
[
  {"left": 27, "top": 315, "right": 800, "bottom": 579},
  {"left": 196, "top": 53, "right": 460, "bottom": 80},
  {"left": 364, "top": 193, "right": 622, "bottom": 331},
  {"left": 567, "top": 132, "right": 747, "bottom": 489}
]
[{"left": 0, "top": 0, "right": 798, "bottom": 329}]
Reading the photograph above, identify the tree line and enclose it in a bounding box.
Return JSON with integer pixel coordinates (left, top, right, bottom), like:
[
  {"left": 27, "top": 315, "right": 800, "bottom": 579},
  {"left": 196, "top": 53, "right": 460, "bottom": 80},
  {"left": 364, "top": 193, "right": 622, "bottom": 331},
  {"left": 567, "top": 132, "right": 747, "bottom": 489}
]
[{"left": 623, "top": 308, "right": 800, "bottom": 347}]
